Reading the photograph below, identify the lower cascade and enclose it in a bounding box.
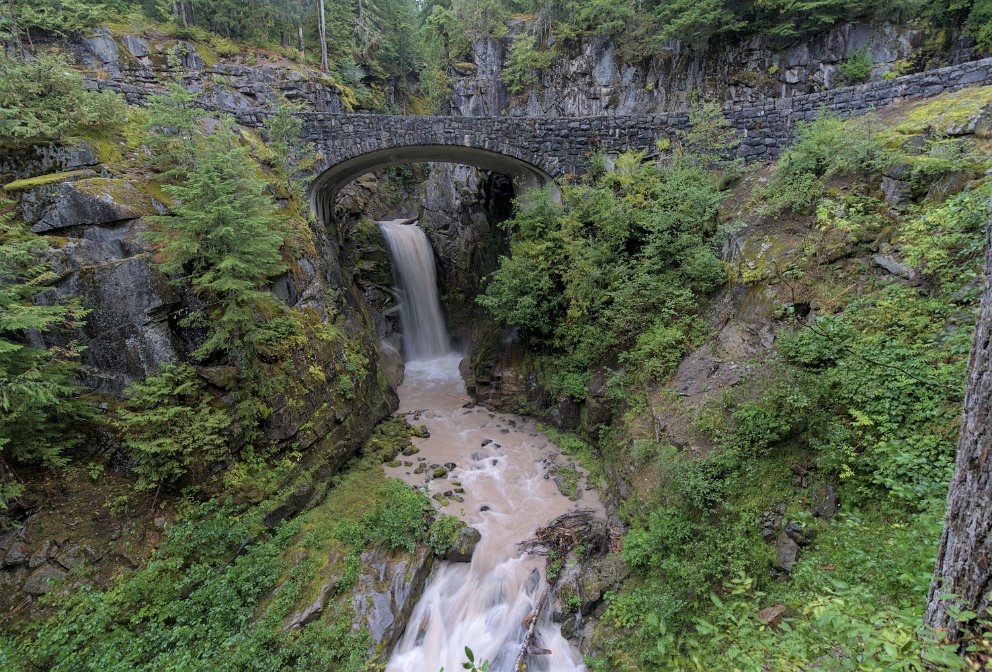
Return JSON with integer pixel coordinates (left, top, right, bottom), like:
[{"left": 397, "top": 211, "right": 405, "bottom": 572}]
[{"left": 378, "top": 219, "right": 604, "bottom": 671}]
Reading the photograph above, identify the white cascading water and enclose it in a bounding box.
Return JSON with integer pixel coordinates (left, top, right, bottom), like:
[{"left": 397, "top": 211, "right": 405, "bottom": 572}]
[
  {"left": 377, "top": 219, "right": 603, "bottom": 672},
  {"left": 379, "top": 219, "right": 451, "bottom": 360}
]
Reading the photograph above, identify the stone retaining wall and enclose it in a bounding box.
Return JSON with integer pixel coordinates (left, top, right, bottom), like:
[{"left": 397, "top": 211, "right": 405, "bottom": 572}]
[{"left": 304, "top": 56, "right": 992, "bottom": 183}]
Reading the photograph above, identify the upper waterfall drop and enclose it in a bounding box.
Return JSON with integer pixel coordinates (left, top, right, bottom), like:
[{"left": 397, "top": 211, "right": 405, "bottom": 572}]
[{"left": 379, "top": 219, "right": 452, "bottom": 361}]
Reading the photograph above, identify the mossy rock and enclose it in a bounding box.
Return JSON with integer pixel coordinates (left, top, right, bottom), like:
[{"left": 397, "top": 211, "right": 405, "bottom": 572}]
[
  {"left": 445, "top": 526, "right": 481, "bottom": 562},
  {"left": 890, "top": 86, "right": 992, "bottom": 137},
  {"left": 28, "top": 177, "right": 160, "bottom": 233},
  {"left": 3, "top": 169, "right": 95, "bottom": 192}
]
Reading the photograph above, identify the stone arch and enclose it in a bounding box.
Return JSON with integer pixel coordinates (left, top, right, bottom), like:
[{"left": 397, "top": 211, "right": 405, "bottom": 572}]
[{"left": 307, "top": 143, "right": 556, "bottom": 219}]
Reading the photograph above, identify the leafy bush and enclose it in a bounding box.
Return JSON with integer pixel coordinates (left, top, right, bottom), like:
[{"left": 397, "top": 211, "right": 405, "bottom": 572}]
[
  {"left": 838, "top": 45, "right": 873, "bottom": 83},
  {"left": 0, "top": 54, "right": 127, "bottom": 142},
  {"left": 762, "top": 114, "right": 890, "bottom": 213},
  {"left": 480, "top": 126, "right": 727, "bottom": 394},
  {"left": 428, "top": 515, "right": 464, "bottom": 555},
  {"left": 116, "top": 362, "right": 230, "bottom": 491},
  {"left": 900, "top": 181, "right": 991, "bottom": 293}
]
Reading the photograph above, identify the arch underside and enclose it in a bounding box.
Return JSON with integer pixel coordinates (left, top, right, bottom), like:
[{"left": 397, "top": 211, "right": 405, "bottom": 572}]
[{"left": 308, "top": 144, "right": 557, "bottom": 216}]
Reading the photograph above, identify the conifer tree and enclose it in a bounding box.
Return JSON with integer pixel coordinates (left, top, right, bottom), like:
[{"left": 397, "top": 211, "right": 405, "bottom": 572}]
[
  {"left": 116, "top": 361, "right": 230, "bottom": 491},
  {"left": 140, "top": 82, "right": 208, "bottom": 180},
  {"left": 0, "top": 197, "right": 90, "bottom": 508},
  {"left": 150, "top": 125, "right": 294, "bottom": 426}
]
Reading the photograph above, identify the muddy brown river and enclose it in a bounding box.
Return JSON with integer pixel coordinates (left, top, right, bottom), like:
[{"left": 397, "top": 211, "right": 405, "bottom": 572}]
[{"left": 378, "top": 220, "right": 604, "bottom": 671}]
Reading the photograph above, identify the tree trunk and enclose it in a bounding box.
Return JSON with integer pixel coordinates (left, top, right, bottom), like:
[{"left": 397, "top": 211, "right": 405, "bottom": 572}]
[
  {"left": 318, "top": 0, "right": 328, "bottom": 73},
  {"left": 178, "top": 1, "right": 189, "bottom": 28},
  {"left": 6, "top": 0, "right": 27, "bottom": 58},
  {"left": 298, "top": 24, "right": 305, "bottom": 60},
  {"left": 926, "top": 198, "right": 992, "bottom": 643}
]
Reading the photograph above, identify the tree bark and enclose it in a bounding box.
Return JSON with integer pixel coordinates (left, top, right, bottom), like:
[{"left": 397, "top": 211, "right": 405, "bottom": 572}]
[
  {"left": 298, "top": 24, "right": 305, "bottom": 60},
  {"left": 926, "top": 198, "right": 992, "bottom": 643},
  {"left": 318, "top": 0, "right": 328, "bottom": 73}
]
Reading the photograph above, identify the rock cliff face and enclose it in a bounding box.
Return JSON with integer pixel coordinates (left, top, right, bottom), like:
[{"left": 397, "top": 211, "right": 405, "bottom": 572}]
[
  {"left": 418, "top": 164, "right": 512, "bottom": 348},
  {"left": 72, "top": 26, "right": 348, "bottom": 121},
  {"left": 448, "top": 22, "right": 960, "bottom": 117}
]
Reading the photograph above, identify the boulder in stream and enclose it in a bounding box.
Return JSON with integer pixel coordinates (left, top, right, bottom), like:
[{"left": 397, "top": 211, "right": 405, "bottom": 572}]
[{"left": 445, "top": 526, "right": 482, "bottom": 562}]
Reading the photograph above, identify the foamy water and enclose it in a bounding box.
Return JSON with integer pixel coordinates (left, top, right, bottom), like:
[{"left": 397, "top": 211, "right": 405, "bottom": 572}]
[
  {"left": 386, "top": 357, "right": 601, "bottom": 672},
  {"left": 378, "top": 220, "right": 603, "bottom": 672}
]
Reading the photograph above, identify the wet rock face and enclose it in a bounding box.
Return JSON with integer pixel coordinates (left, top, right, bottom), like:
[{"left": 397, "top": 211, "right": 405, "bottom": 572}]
[
  {"left": 419, "top": 164, "right": 511, "bottom": 346},
  {"left": 351, "top": 544, "right": 435, "bottom": 658}
]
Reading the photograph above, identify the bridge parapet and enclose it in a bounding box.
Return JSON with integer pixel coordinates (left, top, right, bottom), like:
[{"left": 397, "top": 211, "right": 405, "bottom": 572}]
[{"left": 303, "top": 56, "right": 992, "bottom": 209}]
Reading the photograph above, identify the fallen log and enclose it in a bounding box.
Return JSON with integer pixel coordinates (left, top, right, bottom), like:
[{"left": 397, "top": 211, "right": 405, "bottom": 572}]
[
  {"left": 512, "top": 509, "right": 612, "bottom": 670},
  {"left": 514, "top": 588, "right": 549, "bottom": 671},
  {"left": 517, "top": 508, "right": 610, "bottom": 558}
]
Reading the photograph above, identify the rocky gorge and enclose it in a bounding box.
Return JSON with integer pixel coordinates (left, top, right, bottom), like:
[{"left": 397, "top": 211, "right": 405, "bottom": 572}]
[{"left": 3, "top": 6, "right": 992, "bottom": 670}]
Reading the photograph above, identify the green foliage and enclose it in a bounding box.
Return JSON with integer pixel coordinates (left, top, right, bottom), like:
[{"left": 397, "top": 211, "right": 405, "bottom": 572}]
[
  {"left": 22, "top": 497, "right": 371, "bottom": 671},
  {"left": 6, "top": 0, "right": 123, "bottom": 35},
  {"left": 763, "top": 114, "right": 890, "bottom": 213},
  {"left": 0, "top": 197, "right": 90, "bottom": 506},
  {"left": 19, "top": 421, "right": 437, "bottom": 672},
  {"left": 152, "top": 126, "right": 288, "bottom": 346},
  {"left": 145, "top": 96, "right": 294, "bottom": 431},
  {"left": 967, "top": 0, "right": 992, "bottom": 53},
  {"left": 500, "top": 33, "right": 555, "bottom": 95},
  {"left": 594, "top": 94, "right": 990, "bottom": 670},
  {"left": 116, "top": 362, "right": 230, "bottom": 491},
  {"left": 261, "top": 98, "right": 304, "bottom": 173},
  {"left": 838, "top": 45, "right": 874, "bottom": 83},
  {"left": 140, "top": 82, "right": 208, "bottom": 178},
  {"left": 460, "top": 646, "right": 490, "bottom": 671},
  {"left": 480, "top": 123, "right": 729, "bottom": 396},
  {"left": 0, "top": 53, "right": 127, "bottom": 142},
  {"left": 428, "top": 514, "right": 465, "bottom": 555},
  {"left": 679, "top": 97, "right": 742, "bottom": 172},
  {"left": 900, "top": 181, "right": 991, "bottom": 293}
]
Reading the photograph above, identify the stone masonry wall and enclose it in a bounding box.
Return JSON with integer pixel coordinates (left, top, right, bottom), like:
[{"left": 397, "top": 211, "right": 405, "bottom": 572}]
[{"left": 304, "top": 56, "right": 992, "bottom": 184}]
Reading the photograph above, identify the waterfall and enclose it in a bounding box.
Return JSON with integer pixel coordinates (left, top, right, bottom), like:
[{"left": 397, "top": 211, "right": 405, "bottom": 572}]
[
  {"left": 379, "top": 219, "right": 451, "bottom": 361},
  {"left": 378, "top": 218, "right": 599, "bottom": 672}
]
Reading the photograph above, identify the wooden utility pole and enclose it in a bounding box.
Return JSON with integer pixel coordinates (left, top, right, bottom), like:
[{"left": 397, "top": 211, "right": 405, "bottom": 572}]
[{"left": 926, "top": 199, "right": 992, "bottom": 644}]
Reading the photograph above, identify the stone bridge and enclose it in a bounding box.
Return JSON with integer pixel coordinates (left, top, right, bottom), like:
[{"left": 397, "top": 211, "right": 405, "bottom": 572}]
[{"left": 303, "top": 56, "right": 992, "bottom": 218}]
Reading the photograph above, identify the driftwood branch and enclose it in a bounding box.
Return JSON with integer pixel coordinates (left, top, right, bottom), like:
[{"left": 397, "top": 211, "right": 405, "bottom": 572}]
[{"left": 513, "top": 509, "right": 611, "bottom": 670}]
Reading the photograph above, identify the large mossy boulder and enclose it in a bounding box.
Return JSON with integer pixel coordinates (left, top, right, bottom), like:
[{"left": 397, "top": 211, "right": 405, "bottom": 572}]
[
  {"left": 26, "top": 177, "right": 160, "bottom": 232},
  {"left": 445, "top": 525, "right": 481, "bottom": 562}
]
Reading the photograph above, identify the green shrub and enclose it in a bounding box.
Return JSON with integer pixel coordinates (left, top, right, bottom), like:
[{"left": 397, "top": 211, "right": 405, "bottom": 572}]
[
  {"left": 900, "top": 181, "right": 990, "bottom": 293},
  {"left": 763, "top": 114, "right": 890, "bottom": 213},
  {"left": 0, "top": 53, "right": 127, "bottom": 142},
  {"left": 480, "top": 138, "right": 727, "bottom": 393},
  {"left": 838, "top": 46, "right": 873, "bottom": 83},
  {"left": 428, "top": 515, "right": 464, "bottom": 555},
  {"left": 116, "top": 362, "right": 230, "bottom": 491}
]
